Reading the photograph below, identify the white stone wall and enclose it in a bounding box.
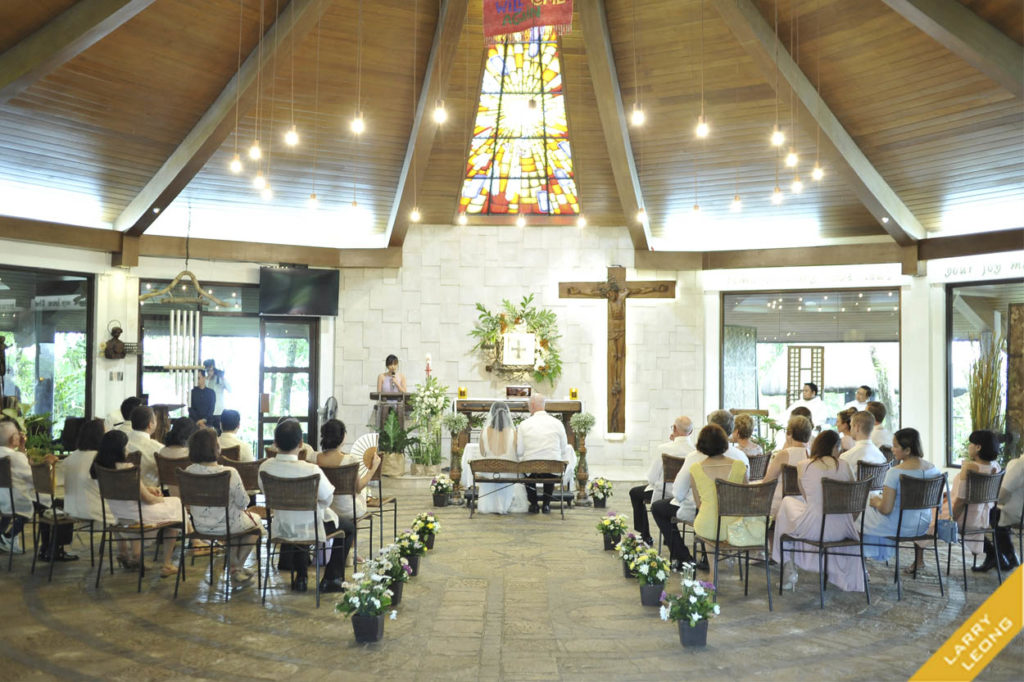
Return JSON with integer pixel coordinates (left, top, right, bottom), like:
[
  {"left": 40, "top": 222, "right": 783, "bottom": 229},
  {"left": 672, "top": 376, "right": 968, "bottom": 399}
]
[{"left": 334, "top": 224, "right": 705, "bottom": 479}]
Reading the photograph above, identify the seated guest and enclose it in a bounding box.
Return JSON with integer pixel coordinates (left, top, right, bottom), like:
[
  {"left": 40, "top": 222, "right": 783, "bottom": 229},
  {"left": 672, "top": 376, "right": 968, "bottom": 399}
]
[
  {"left": 259, "top": 419, "right": 345, "bottom": 593},
  {"left": 317, "top": 419, "right": 381, "bottom": 569},
  {"left": 731, "top": 414, "right": 763, "bottom": 458},
  {"left": 762, "top": 415, "right": 813, "bottom": 516},
  {"left": 707, "top": 409, "right": 750, "bottom": 471},
  {"left": 0, "top": 420, "right": 36, "bottom": 554},
  {"left": 861, "top": 428, "right": 939, "bottom": 566},
  {"left": 991, "top": 440, "right": 1023, "bottom": 571},
  {"left": 469, "top": 402, "right": 528, "bottom": 514},
  {"left": 836, "top": 408, "right": 857, "bottom": 453},
  {"left": 218, "top": 410, "right": 253, "bottom": 461},
  {"left": 64, "top": 418, "right": 114, "bottom": 525},
  {"left": 183, "top": 427, "right": 260, "bottom": 585},
  {"left": 113, "top": 396, "right": 143, "bottom": 433},
  {"left": 690, "top": 424, "right": 750, "bottom": 578},
  {"left": 845, "top": 385, "right": 873, "bottom": 412},
  {"left": 866, "top": 401, "right": 893, "bottom": 449},
  {"left": 772, "top": 430, "right": 863, "bottom": 592},
  {"left": 92, "top": 430, "right": 182, "bottom": 576},
  {"left": 515, "top": 394, "right": 570, "bottom": 514},
  {"left": 159, "top": 418, "right": 197, "bottom": 460},
  {"left": 273, "top": 417, "right": 316, "bottom": 462},
  {"left": 786, "top": 383, "right": 827, "bottom": 429},
  {"left": 629, "top": 416, "right": 693, "bottom": 545},
  {"left": 952, "top": 430, "right": 1000, "bottom": 568},
  {"left": 838, "top": 411, "right": 886, "bottom": 477},
  {"left": 127, "top": 405, "right": 163, "bottom": 489}
]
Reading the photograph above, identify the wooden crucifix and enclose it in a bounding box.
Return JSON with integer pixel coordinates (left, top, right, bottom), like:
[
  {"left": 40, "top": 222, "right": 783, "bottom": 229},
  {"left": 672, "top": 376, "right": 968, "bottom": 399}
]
[{"left": 559, "top": 266, "right": 676, "bottom": 433}]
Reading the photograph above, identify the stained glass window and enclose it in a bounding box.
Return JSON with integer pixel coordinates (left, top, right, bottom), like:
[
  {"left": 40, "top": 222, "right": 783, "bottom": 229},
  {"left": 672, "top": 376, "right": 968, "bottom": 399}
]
[{"left": 459, "top": 27, "right": 579, "bottom": 216}]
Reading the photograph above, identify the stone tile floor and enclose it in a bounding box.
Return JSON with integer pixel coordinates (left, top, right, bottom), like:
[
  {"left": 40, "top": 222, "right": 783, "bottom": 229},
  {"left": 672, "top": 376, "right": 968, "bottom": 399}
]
[{"left": 0, "top": 479, "right": 1021, "bottom": 681}]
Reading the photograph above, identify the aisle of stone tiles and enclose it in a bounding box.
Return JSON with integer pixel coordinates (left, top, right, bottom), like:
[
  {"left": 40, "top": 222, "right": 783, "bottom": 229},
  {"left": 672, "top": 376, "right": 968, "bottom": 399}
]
[{"left": 0, "top": 479, "right": 1021, "bottom": 681}]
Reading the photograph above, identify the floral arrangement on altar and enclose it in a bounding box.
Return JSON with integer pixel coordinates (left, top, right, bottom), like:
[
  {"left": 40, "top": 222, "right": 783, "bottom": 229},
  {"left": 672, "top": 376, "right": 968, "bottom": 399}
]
[
  {"left": 395, "top": 530, "right": 427, "bottom": 557},
  {"left": 411, "top": 511, "right": 441, "bottom": 537},
  {"left": 429, "top": 475, "right": 454, "bottom": 495},
  {"left": 442, "top": 412, "right": 469, "bottom": 451},
  {"left": 376, "top": 544, "right": 413, "bottom": 585},
  {"left": 335, "top": 560, "right": 396, "bottom": 618},
  {"left": 631, "top": 548, "right": 670, "bottom": 586},
  {"left": 660, "top": 563, "right": 720, "bottom": 626},
  {"left": 469, "top": 294, "right": 562, "bottom": 386},
  {"left": 588, "top": 476, "right": 613, "bottom": 500},
  {"left": 570, "top": 412, "right": 596, "bottom": 439},
  {"left": 409, "top": 375, "right": 450, "bottom": 466},
  {"left": 615, "top": 532, "right": 649, "bottom": 563},
  {"left": 596, "top": 512, "right": 628, "bottom": 537}
]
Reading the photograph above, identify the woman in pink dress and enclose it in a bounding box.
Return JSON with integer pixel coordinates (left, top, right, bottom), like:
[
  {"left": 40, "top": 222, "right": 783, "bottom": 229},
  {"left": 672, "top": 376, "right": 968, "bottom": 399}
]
[
  {"left": 952, "top": 430, "right": 1001, "bottom": 557},
  {"left": 772, "top": 430, "right": 864, "bottom": 592}
]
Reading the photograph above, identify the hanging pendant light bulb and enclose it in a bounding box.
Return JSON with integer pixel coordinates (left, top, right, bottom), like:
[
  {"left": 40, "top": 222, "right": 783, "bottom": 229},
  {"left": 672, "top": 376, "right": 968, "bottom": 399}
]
[
  {"left": 252, "top": 173, "right": 266, "bottom": 190},
  {"left": 409, "top": 207, "right": 421, "bottom": 223},
  {"left": 636, "top": 208, "right": 646, "bottom": 223},
  {"left": 516, "top": 215, "right": 526, "bottom": 228},
  {"left": 350, "top": 113, "right": 365, "bottom": 135},
  {"left": 576, "top": 215, "right": 587, "bottom": 228},
  {"left": 770, "top": 125, "right": 785, "bottom": 147},
  {"left": 812, "top": 163, "right": 824, "bottom": 181},
  {"left": 432, "top": 100, "right": 448, "bottom": 124},
  {"left": 791, "top": 175, "right": 804, "bottom": 194},
  {"left": 284, "top": 125, "right": 299, "bottom": 147},
  {"left": 307, "top": 192, "right": 319, "bottom": 209},
  {"left": 730, "top": 194, "right": 742, "bottom": 212},
  {"left": 771, "top": 186, "right": 784, "bottom": 204},
  {"left": 260, "top": 185, "right": 273, "bottom": 201},
  {"left": 630, "top": 102, "right": 645, "bottom": 127},
  {"left": 785, "top": 148, "right": 799, "bottom": 167},
  {"left": 229, "top": 154, "right": 243, "bottom": 174},
  {"left": 248, "top": 140, "right": 262, "bottom": 160},
  {"left": 457, "top": 213, "right": 468, "bottom": 226},
  {"left": 695, "top": 115, "right": 709, "bottom": 139},
  {"left": 692, "top": 203, "right": 701, "bottom": 214}
]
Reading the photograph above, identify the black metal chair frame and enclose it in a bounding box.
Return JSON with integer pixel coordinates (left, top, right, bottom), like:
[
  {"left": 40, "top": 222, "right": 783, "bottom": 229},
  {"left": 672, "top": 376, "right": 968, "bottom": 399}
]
[
  {"left": 320, "top": 462, "right": 374, "bottom": 574},
  {"left": 364, "top": 447, "right": 398, "bottom": 549},
  {"left": 29, "top": 461, "right": 79, "bottom": 582},
  {"left": 947, "top": 470, "right": 1005, "bottom": 593},
  {"left": 886, "top": 473, "right": 947, "bottom": 601},
  {"left": 0, "top": 457, "right": 22, "bottom": 572},
  {"left": 656, "top": 454, "right": 686, "bottom": 552}
]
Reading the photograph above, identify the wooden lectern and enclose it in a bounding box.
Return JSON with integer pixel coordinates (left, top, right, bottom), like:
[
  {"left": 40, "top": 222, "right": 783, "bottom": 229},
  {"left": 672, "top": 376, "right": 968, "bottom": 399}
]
[{"left": 369, "top": 392, "right": 412, "bottom": 431}]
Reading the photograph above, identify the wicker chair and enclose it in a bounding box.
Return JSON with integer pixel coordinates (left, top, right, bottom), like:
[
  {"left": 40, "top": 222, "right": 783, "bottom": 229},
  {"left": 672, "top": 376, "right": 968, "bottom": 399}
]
[
  {"left": 747, "top": 453, "right": 770, "bottom": 482},
  {"left": 0, "top": 457, "right": 21, "bottom": 571},
  {"left": 219, "top": 445, "right": 241, "bottom": 462},
  {"left": 174, "top": 469, "right": 262, "bottom": 601},
  {"left": 781, "top": 464, "right": 801, "bottom": 497},
  {"left": 857, "top": 461, "right": 890, "bottom": 492},
  {"left": 320, "top": 462, "right": 374, "bottom": 569},
  {"left": 363, "top": 446, "right": 397, "bottom": 548},
  {"left": 155, "top": 453, "right": 190, "bottom": 495},
  {"left": 656, "top": 454, "right": 687, "bottom": 551},
  {"left": 94, "top": 465, "right": 183, "bottom": 593},
  {"left": 948, "top": 470, "right": 1005, "bottom": 592},
  {"left": 696, "top": 478, "right": 777, "bottom": 611},
  {"left": 29, "top": 461, "right": 79, "bottom": 581},
  {"left": 468, "top": 458, "right": 521, "bottom": 518},
  {"left": 125, "top": 451, "right": 142, "bottom": 468},
  {"left": 779, "top": 478, "right": 873, "bottom": 608},
  {"left": 259, "top": 471, "right": 345, "bottom": 608},
  {"left": 221, "top": 458, "right": 265, "bottom": 493},
  {"left": 519, "top": 459, "right": 569, "bottom": 519},
  {"left": 888, "top": 473, "right": 946, "bottom": 601},
  {"left": 880, "top": 446, "right": 895, "bottom": 464}
]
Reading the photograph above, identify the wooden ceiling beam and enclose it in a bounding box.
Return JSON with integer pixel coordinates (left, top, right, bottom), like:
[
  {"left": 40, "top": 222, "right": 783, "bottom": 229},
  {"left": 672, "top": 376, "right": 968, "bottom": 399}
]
[
  {"left": 114, "top": 0, "right": 332, "bottom": 237},
  {"left": 881, "top": 0, "right": 1023, "bottom": 99},
  {"left": 579, "top": 0, "right": 651, "bottom": 251},
  {"left": 0, "top": 215, "right": 121, "bottom": 251},
  {"left": 385, "top": 0, "right": 470, "bottom": 247},
  {"left": 0, "top": 0, "right": 155, "bottom": 105},
  {"left": 917, "top": 228, "right": 1024, "bottom": 261},
  {"left": 713, "top": 0, "right": 927, "bottom": 246}
]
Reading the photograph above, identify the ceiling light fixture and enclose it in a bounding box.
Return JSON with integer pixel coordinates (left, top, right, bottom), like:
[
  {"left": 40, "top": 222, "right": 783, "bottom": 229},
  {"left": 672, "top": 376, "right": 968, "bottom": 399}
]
[
  {"left": 284, "top": 125, "right": 299, "bottom": 146},
  {"left": 409, "top": 207, "right": 421, "bottom": 223},
  {"left": 785, "top": 149, "right": 798, "bottom": 167},
  {"left": 433, "top": 100, "right": 448, "bottom": 124},
  {"left": 350, "top": 114, "right": 365, "bottom": 135},
  {"left": 771, "top": 186, "right": 783, "bottom": 204},
  {"left": 636, "top": 208, "right": 646, "bottom": 223},
  {"left": 229, "top": 154, "right": 243, "bottom": 173},
  {"left": 695, "top": 115, "right": 709, "bottom": 139},
  {"left": 730, "top": 194, "right": 742, "bottom": 212},
  {"left": 630, "top": 103, "right": 645, "bottom": 127},
  {"left": 577, "top": 215, "right": 587, "bottom": 228},
  {"left": 248, "top": 140, "right": 262, "bottom": 160},
  {"left": 285, "top": 0, "right": 300, "bottom": 149},
  {"left": 516, "top": 215, "right": 526, "bottom": 228},
  {"left": 253, "top": 173, "right": 266, "bottom": 190},
  {"left": 791, "top": 176, "right": 804, "bottom": 194},
  {"left": 229, "top": 0, "right": 245, "bottom": 174},
  {"left": 770, "top": 125, "right": 785, "bottom": 147},
  {"left": 695, "top": 0, "right": 709, "bottom": 140},
  {"left": 457, "top": 213, "right": 468, "bottom": 226},
  {"left": 260, "top": 185, "right": 273, "bottom": 201},
  {"left": 307, "top": 192, "right": 319, "bottom": 209},
  {"left": 811, "top": 164, "right": 824, "bottom": 181}
]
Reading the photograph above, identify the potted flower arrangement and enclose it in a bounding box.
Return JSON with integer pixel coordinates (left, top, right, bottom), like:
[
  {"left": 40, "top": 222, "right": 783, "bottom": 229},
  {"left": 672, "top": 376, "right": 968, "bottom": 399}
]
[
  {"left": 409, "top": 375, "right": 450, "bottom": 476},
  {"left": 335, "top": 560, "right": 396, "bottom": 643},
  {"left": 615, "top": 532, "right": 649, "bottom": 579},
  {"left": 429, "top": 475, "right": 453, "bottom": 507},
  {"left": 411, "top": 511, "right": 441, "bottom": 550},
  {"left": 633, "top": 548, "right": 671, "bottom": 607},
  {"left": 570, "top": 411, "right": 596, "bottom": 499},
  {"left": 596, "top": 511, "right": 628, "bottom": 551},
  {"left": 395, "top": 530, "right": 427, "bottom": 576},
  {"left": 588, "top": 477, "right": 613, "bottom": 508},
  {"left": 377, "top": 411, "right": 418, "bottom": 477},
  {"left": 660, "top": 563, "right": 720, "bottom": 647},
  {"left": 375, "top": 544, "right": 412, "bottom": 606}
]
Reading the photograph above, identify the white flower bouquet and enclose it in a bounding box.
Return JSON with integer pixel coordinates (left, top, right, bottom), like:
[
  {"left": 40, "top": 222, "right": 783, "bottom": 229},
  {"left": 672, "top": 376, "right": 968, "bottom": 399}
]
[
  {"left": 660, "top": 563, "right": 720, "bottom": 626},
  {"left": 631, "top": 547, "right": 670, "bottom": 586},
  {"left": 335, "top": 560, "right": 395, "bottom": 618}
]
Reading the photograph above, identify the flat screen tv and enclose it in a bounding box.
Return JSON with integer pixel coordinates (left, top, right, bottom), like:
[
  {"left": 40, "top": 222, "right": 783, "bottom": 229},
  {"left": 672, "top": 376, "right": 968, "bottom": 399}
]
[{"left": 259, "top": 267, "right": 339, "bottom": 316}]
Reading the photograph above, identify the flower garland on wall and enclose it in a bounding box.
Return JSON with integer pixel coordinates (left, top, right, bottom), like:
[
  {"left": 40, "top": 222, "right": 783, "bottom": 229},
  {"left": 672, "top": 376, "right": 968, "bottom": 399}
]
[{"left": 469, "top": 294, "right": 562, "bottom": 386}]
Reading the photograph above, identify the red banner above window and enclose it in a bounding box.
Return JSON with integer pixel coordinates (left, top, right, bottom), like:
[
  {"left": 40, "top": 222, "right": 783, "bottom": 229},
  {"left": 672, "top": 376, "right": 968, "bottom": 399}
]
[{"left": 483, "top": 0, "right": 573, "bottom": 38}]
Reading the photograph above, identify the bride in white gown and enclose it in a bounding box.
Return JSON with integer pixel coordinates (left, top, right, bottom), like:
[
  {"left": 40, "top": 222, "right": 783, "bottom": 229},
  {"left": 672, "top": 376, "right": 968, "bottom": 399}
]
[{"left": 464, "top": 402, "right": 529, "bottom": 514}]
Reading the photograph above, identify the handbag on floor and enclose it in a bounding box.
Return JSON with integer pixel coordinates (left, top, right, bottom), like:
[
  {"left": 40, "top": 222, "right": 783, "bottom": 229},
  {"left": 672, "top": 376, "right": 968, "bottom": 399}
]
[{"left": 936, "top": 485, "right": 959, "bottom": 544}]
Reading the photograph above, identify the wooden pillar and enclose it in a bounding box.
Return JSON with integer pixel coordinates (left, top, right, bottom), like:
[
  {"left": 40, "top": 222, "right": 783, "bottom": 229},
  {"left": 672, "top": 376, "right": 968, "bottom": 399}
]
[{"left": 1007, "top": 303, "right": 1023, "bottom": 458}]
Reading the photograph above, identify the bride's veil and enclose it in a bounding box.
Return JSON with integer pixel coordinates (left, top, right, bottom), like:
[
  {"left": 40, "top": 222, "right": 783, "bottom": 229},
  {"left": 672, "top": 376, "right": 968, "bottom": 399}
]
[{"left": 483, "top": 402, "right": 515, "bottom": 457}]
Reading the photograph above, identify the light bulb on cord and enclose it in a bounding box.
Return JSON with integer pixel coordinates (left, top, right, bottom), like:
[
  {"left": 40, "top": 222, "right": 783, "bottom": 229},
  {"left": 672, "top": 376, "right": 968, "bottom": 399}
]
[
  {"left": 516, "top": 215, "right": 526, "bottom": 228},
  {"left": 409, "top": 207, "right": 421, "bottom": 223},
  {"left": 771, "top": 186, "right": 784, "bottom": 204},
  {"left": 692, "top": 203, "right": 701, "bottom": 213},
  {"left": 695, "top": 115, "right": 709, "bottom": 139},
  {"left": 229, "top": 154, "right": 243, "bottom": 173},
  {"left": 432, "top": 101, "right": 448, "bottom": 124},
  {"left": 307, "top": 192, "right": 319, "bottom": 209},
  {"left": 770, "top": 125, "right": 785, "bottom": 147},
  {"left": 785, "top": 148, "right": 798, "bottom": 167},
  {"left": 576, "top": 215, "right": 587, "bottom": 228},
  {"left": 636, "top": 208, "right": 646, "bottom": 223},
  {"left": 630, "top": 102, "right": 645, "bottom": 127},
  {"left": 791, "top": 176, "right": 804, "bottom": 194},
  {"left": 350, "top": 113, "right": 365, "bottom": 135},
  {"left": 260, "top": 185, "right": 273, "bottom": 201},
  {"left": 812, "top": 164, "right": 824, "bottom": 181},
  {"left": 248, "top": 140, "right": 262, "bottom": 160},
  {"left": 252, "top": 173, "right": 266, "bottom": 190},
  {"left": 730, "top": 194, "right": 742, "bottom": 212},
  {"left": 457, "top": 213, "right": 468, "bottom": 226},
  {"left": 284, "top": 126, "right": 299, "bottom": 146}
]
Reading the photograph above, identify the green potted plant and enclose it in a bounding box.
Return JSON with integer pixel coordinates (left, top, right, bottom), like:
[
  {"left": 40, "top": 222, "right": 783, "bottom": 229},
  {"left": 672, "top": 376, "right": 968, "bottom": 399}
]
[
  {"left": 570, "top": 411, "right": 596, "bottom": 499},
  {"left": 588, "top": 476, "right": 613, "bottom": 508},
  {"left": 633, "top": 547, "right": 671, "bottom": 606},
  {"left": 428, "top": 476, "right": 453, "bottom": 508},
  {"left": 374, "top": 544, "right": 413, "bottom": 606},
  {"left": 660, "top": 563, "right": 720, "bottom": 647},
  {"left": 395, "top": 529, "right": 427, "bottom": 576},
  {"left": 596, "top": 511, "right": 628, "bottom": 551},
  {"left": 968, "top": 331, "right": 1008, "bottom": 464},
  {"left": 335, "top": 559, "right": 396, "bottom": 643},
  {"left": 377, "top": 410, "right": 418, "bottom": 477},
  {"left": 615, "top": 532, "right": 649, "bottom": 579},
  {"left": 751, "top": 415, "right": 783, "bottom": 456},
  {"left": 411, "top": 510, "right": 442, "bottom": 550}
]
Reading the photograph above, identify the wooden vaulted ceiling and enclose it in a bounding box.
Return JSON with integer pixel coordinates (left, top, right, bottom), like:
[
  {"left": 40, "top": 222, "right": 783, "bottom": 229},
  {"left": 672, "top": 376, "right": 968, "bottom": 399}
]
[{"left": 0, "top": 0, "right": 1020, "bottom": 259}]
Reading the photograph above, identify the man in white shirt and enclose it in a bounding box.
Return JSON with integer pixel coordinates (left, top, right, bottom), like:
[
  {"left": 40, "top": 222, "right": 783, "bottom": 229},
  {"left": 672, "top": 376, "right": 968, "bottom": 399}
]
[
  {"left": 217, "top": 410, "right": 254, "bottom": 461},
  {"left": 0, "top": 420, "right": 34, "bottom": 554},
  {"left": 516, "top": 393, "right": 570, "bottom": 514},
  {"left": 629, "top": 416, "right": 694, "bottom": 544},
  {"left": 838, "top": 410, "right": 886, "bottom": 477},
  {"left": 844, "top": 385, "right": 873, "bottom": 412},
  {"left": 992, "top": 455, "right": 1023, "bottom": 571},
  {"left": 785, "top": 383, "right": 827, "bottom": 429},
  {"left": 111, "top": 396, "right": 142, "bottom": 434},
  {"left": 127, "top": 406, "right": 164, "bottom": 489},
  {"left": 866, "top": 401, "right": 894, "bottom": 450},
  {"left": 259, "top": 419, "right": 344, "bottom": 593}
]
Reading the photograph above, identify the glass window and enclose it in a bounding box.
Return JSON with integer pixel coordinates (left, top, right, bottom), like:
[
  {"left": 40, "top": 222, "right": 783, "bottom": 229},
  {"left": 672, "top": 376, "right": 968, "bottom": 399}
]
[
  {"left": 946, "top": 279, "right": 1023, "bottom": 466},
  {"left": 721, "top": 289, "right": 901, "bottom": 431}
]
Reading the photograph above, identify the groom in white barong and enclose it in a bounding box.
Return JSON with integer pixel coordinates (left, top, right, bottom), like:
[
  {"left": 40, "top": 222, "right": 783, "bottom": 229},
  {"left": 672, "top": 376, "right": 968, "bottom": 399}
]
[
  {"left": 461, "top": 402, "right": 529, "bottom": 514},
  {"left": 516, "top": 393, "right": 575, "bottom": 514}
]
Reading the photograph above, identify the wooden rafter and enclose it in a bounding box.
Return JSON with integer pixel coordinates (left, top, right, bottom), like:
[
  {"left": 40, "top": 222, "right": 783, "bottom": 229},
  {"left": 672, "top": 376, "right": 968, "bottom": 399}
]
[
  {"left": 0, "top": 0, "right": 156, "bottom": 105},
  {"left": 713, "top": 0, "right": 927, "bottom": 246},
  {"left": 578, "top": 0, "right": 651, "bottom": 251},
  {"left": 385, "top": 0, "right": 470, "bottom": 248},
  {"left": 114, "top": 0, "right": 333, "bottom": 237},
  {"left": 881, "top": 0, "right": 1023, "bottom": 99}
]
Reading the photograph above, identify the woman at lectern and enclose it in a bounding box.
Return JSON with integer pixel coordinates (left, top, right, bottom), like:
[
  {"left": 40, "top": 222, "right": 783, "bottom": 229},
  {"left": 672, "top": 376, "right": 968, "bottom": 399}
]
[{"left": 376, "top": 354, "right": 408, "bottom": 394}]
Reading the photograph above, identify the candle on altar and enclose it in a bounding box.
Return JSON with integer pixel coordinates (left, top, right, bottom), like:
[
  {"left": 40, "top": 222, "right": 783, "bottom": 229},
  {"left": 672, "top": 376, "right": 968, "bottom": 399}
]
[{"left": 425, "top": 353, "right": 432, "bottom": 377}]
